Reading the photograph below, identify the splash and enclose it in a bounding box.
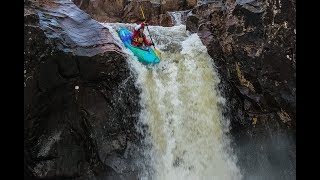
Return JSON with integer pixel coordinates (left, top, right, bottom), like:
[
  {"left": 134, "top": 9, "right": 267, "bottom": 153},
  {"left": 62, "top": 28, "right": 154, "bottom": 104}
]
[{"left": 102, "top": 23, "right": 242, "bottom": 180}]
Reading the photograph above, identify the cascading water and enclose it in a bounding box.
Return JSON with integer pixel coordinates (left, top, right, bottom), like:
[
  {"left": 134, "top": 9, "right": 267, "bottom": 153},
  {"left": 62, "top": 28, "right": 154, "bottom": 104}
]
[
  {"left": 102, "top": 22, "right": 242, "bottom": 180},
  {"left": 168, "top": 10, "right": 191, "bottom": 26}
]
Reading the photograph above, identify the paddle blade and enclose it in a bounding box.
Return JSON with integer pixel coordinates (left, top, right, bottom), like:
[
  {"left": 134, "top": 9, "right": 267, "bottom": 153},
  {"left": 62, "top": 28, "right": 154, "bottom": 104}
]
[{"left": 154, "top": 48, "right": 161, "bottom": 58}]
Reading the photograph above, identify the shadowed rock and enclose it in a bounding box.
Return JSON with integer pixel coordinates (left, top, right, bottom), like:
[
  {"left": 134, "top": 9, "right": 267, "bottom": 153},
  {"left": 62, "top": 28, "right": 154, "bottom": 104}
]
[
  {"left": 24, "top": 0, "right": 142, "bottom": 179},
  {"left": 72, "top": 0, "right": 198, "bottom": 26},
  {"left": 185, "top": 0, "right": 295, "bottom": 179}
]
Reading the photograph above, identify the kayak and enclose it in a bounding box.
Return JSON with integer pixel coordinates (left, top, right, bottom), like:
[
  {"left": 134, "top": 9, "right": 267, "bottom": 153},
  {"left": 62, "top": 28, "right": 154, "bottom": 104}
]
[{"left": 119, "top": 27, "right": 160, "bottom": 65}]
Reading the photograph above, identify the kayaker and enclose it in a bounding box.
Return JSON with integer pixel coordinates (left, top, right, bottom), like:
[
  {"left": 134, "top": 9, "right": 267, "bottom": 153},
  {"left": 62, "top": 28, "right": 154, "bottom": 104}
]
[{"left": 131, "top": 22, "right": 154, "bottom": 48}]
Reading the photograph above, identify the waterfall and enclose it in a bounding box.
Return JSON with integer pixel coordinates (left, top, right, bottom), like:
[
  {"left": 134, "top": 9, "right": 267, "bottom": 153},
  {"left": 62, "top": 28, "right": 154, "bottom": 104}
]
[{"left": 102, "top": 22, "right": 242, "bottom": 180}]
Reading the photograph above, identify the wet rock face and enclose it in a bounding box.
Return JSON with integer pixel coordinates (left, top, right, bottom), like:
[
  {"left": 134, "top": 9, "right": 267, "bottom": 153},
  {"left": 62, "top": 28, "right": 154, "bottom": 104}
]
[
  {"left": 72, "top": 0, "right": 127, "bottom": 22},
  {"left": 149, "top": 12, "right": 174, "bottom": 26},
  {"left": 122, "top": 0, "right": 161, "bottom": 23},
  {"left": 72, "top": 0, "right": 198, "bottom": 25},
  {"left": 24, "top": 0, "right": 142, "bottom": 179},
  {"left": 186, "top": 0, "right": 296, "bottom": 178},
  {"left": 186, "top": 0, "right": 296, "bottom": 126},
  {"left": 159, "top": 0, "right": 193, "bottom": 13}
]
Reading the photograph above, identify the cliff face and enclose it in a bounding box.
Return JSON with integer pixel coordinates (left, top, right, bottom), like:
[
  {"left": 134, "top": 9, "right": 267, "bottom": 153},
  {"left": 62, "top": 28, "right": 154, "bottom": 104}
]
[
  {"left": 25, "top": 0, "right": 296, "bottom": 179},
  {"left": 187, "top": 0, "right": 296, "bottom": 125},
  {"left": 71, "top": 0, "right": 197, "bottom": 26},
  {"left": 186, "top": 0, "right": 296, "bottom": 178},
  {"left": 72, "top": 0, "right": 127, "bottom": 22},
  {"left": 24, "top": 0, "right": 142, "bottom": 179}
]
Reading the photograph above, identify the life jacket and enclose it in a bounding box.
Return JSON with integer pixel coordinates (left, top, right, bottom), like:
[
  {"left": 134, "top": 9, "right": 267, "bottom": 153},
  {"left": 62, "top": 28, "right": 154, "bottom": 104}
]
[
  {"left": 132, "top": 36, "right": 144, "bottom": 43},
  {"left": 131, "top": 23, "right": 152, "bottom": 47}
]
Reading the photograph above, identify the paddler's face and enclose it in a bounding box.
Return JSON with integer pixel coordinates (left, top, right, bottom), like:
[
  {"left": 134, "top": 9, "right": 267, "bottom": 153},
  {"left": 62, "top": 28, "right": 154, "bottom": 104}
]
[{"left": 139, "top": 28, "right": 144, "bottom": 34}]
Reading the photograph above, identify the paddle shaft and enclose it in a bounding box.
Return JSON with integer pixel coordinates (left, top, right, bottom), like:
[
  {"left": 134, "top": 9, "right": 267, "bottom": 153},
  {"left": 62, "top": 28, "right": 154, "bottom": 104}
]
[
  {"left": 146, "top": 26, "right": 155, "bottom": 46},
  {"left": 139, "top": 2, "right": 160, "bottom": 57},
  {"left": 139, "top": 4, "right": 151, "bottom": 42}
]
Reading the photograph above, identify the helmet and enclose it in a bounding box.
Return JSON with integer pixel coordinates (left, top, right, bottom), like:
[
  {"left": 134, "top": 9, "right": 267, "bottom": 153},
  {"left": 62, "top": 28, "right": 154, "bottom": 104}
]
[{"left": 140, "top": 22, "right": 145, "bottom": 29}]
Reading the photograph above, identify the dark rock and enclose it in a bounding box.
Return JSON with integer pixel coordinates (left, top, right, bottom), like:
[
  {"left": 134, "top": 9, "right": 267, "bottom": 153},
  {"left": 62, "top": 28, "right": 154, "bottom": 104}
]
[
  {"left": 72, "top": 0, "right": 198, "bottom": 24},
  {"left": 72, "top": 0, "right": 126, "bottom": 22},
  {"left": 54, "top": 53, "right": 79, "bottom": 78},
  {"left": 122, "top": 1, "right": 161, "bottom": 24},
  {"left": 186, "top": 15, "right": 199, "bottom": 33},
  {"left": 24, "top": 0, "right": 141, "bottom": 179},
  {"left": 150, "top": 12, "right": 174, "bottom": 27},
  {"left": 185, "top": 0, "right": 296, "bottom": 178}
]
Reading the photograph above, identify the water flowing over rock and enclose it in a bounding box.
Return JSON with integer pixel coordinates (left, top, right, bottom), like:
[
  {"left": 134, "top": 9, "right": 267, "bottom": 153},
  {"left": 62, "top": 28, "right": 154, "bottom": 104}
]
[
  {"left": 25, "top": 0, "right": 296, "bottom": 179},
  {"left": 24, "top": 0, "right": 142, "bottom": 179}
]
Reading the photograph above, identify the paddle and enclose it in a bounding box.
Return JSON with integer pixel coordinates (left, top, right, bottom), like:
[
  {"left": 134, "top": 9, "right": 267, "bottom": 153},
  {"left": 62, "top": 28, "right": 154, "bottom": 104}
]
[{"left": 139, "top": 3, "right": 161, "bottom": 58}]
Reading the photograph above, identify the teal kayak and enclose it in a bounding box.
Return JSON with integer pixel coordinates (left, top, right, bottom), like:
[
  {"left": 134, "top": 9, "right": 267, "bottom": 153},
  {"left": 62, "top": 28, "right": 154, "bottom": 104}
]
[{"left": 119, "top": 28, "right": 160, "bottom": 65}]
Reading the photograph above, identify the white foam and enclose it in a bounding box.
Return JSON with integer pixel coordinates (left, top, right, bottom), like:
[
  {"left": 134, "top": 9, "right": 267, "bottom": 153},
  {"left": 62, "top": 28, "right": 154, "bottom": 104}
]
[{"left": 102, "top": 22, "right": 241, "bottom": 180}]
